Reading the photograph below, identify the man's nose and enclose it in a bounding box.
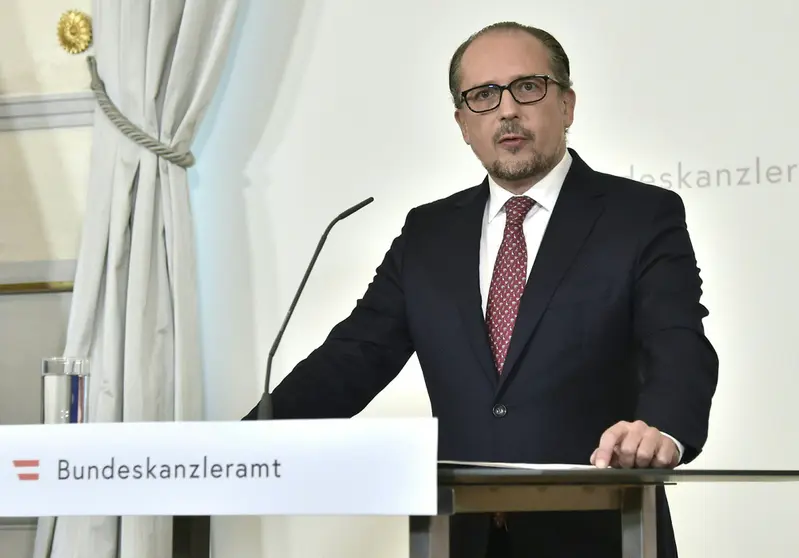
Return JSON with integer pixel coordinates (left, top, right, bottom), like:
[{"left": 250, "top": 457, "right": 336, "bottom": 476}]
[{"left": 496, "top": 89, "right": 520, "bottom": 119}]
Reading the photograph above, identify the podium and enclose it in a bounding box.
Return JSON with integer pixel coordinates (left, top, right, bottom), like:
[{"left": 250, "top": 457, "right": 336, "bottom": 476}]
[
  {"left": 2, "top": 419, "right": 799, "bottom": 558},
  {"left": 410, "top": 465, "right": 799, "bottom": 558}
]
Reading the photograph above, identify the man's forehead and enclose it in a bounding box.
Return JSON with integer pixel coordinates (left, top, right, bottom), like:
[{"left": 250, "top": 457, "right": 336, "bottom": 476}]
[{"left": 460, "top": 31, "right": 550, "bottom": 86}]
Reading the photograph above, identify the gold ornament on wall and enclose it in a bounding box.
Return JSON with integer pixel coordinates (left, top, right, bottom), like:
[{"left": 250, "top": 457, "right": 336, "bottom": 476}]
[{"left": 57, "top": 10, "right": 92, "bottom": 54}]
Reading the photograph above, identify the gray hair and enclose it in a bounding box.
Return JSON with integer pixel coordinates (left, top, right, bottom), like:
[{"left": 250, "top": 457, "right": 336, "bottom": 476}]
[{"left": 448, "top": 22, "right": 573, "bottom": 108}]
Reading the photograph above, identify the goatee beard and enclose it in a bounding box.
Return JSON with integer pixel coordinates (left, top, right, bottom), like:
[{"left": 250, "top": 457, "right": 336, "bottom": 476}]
[{"left": 488, "top": 149, "right": 561, "bottom": 183}]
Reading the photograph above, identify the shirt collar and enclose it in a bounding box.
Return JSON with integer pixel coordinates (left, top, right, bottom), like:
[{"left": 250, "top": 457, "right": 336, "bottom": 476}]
[{"left": 486, "top": 149, "right": 573, "bottom": 223}]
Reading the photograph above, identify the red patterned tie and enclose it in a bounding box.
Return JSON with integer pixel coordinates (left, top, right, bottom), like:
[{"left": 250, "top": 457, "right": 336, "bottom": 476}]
[{"left": 486, "top": 196, "right": 536, "bottom": 373}]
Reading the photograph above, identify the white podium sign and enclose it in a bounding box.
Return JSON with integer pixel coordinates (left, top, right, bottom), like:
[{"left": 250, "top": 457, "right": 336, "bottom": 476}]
[{"left": 0, "top": 418, "right": 438, "bottom": 517}]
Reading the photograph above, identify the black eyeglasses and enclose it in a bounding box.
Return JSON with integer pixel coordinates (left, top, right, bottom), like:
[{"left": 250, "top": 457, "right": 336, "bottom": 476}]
[{"left": 460, "top": 74, "right": 566, "bottom": 113}]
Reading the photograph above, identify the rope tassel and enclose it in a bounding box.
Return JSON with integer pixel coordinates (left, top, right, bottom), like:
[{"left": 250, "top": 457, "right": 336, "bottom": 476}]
[{"left": 85, "top": 55, "right": 196, "bottom": 168}]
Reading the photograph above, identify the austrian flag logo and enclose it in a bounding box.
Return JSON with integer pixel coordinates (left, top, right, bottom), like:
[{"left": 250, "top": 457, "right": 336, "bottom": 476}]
[{"left": 13, "top": 459, "right": 40, "bottom": 481}]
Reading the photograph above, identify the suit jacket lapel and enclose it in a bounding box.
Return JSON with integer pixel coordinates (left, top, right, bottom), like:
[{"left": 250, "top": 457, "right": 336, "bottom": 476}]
[
  {"left": 442, "top": 180, "right": 499, "bottom": 388},
  {"left": 498, "top": 153, "right": 606, "bottom": 390}
]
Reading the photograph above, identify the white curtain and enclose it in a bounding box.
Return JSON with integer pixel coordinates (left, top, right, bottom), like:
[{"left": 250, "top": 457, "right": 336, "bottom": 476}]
[{"left": 32, "top": 1, "right": 240, "bottom": 557}]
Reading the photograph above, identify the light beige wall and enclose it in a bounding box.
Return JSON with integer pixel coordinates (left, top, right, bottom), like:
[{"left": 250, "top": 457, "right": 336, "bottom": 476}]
[
  {"left": 0, "top": 2, "right": 93, "bottom": 554},
  {"left": 0, "top": 0, "right": 93, "bottom": 96},
  {"left": 0, "top": 0, "right": 93, "bottom": 265},
  {"left": 0, "top": 128, "right": 92, "bottom": 262}
]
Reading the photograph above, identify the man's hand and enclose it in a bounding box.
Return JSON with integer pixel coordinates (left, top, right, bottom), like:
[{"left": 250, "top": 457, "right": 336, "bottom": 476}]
[{"left": 590, "top": 420, "right": 679, "bottom": 469}]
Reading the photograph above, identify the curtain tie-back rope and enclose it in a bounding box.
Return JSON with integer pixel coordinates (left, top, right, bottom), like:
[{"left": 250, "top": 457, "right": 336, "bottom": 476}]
[{"left": 86, "top": 55, "right": 196, "bottom": 168}]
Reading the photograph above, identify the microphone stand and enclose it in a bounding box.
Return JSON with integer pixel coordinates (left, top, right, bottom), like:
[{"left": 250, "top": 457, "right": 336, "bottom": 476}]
[{"left": 256, "top": 197, "right": 375, "bottom": 420}]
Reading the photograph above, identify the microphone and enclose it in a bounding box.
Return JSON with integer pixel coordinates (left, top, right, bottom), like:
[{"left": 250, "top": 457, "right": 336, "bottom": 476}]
[{"left": 256, "top": 197, "right": 375, "bottom": 420}]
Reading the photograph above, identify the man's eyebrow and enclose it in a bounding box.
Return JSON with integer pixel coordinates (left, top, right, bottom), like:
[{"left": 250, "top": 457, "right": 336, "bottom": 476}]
[{"left": 464, "top": 74, "right": 540, "bottom": 89}]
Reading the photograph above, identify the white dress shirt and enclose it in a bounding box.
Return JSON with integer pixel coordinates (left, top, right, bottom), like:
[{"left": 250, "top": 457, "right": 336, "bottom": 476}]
[
  {"left": 479, "top": 150, "right": 573, "bottom": 313},
  {"left": 477, "top": 149, "right": 684, "bottom": 463}
]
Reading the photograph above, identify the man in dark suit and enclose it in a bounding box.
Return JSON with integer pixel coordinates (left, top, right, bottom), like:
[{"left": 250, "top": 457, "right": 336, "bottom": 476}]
[{"left": 244, "top": 21, "right": 718, "bottom": 558}]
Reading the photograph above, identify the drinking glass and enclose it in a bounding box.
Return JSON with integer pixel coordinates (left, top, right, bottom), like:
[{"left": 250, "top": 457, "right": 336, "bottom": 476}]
[{"left": 41, "top": 357, "right": 90, "bottom": 424}]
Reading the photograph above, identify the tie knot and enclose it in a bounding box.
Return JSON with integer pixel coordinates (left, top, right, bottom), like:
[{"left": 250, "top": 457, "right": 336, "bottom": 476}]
[{"left": 504, "top": 196, "right": 535, "bottom": 225}]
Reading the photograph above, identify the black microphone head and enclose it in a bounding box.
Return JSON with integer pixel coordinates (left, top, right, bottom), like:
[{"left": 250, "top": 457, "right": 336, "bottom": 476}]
[{"left": 339, "top": 197, "right": 374, "bottom": 220}]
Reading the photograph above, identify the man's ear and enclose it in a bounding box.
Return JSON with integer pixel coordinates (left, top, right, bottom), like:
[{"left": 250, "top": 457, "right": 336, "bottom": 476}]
[
  {"left": 561, "top": 88, "right": 576, "bottom": 128},
  {"left": 454, "top": 108, "right": 470, "bottom": 145}
]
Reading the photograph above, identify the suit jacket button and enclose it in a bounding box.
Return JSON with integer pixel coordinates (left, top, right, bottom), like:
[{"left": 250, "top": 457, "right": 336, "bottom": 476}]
[{"left": 492, "top": 404, "right": 507, "bottom": 418}]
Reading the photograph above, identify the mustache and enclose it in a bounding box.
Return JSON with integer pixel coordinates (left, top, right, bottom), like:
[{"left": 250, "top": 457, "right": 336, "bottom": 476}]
[{"left": 493, "top": 122, "right": 534, "bottom": 143}]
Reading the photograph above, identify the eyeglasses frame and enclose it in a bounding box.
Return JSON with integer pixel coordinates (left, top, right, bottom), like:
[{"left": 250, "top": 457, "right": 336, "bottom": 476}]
[{"left": 459, "top": 74, "right": 568, "bottom": 114}]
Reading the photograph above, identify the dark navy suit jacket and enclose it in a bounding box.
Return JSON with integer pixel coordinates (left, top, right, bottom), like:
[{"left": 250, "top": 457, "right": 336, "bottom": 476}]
[{"left": 244, "top": 148, "right": 718, "bottom": 558}]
